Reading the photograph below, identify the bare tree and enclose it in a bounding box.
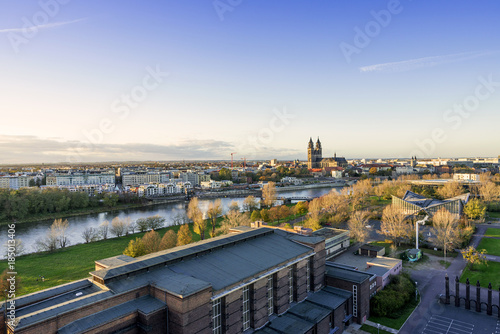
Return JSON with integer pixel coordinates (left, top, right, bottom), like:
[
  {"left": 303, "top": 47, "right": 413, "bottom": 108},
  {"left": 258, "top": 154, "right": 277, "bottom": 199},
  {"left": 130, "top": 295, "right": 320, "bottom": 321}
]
[
  {"left": 171, "top": 212, "right": 188, "bottom": 226},
  {"left": 228, "top": 201, "right": 240, "bottom": 213},
  {"left": 100, "top": 220, "right": 110, "bottom": 240},
  {"left": 479, "top": 182, "right": 500, "bottom": 203},
  {"left": 243, "top": 195, "right": 259, "bottom": 212},
  {"left": 128, "top": 219, "right": 137, "bottom": 234},
  {"left": 431, "top": 208, "right": 460, "bottom": 261},
  {"left": 216, "top": 211, "right": 251, "bottom": 236},
  {"left": 81, "top": 227, "right": 99, "bottom": 243},
  {"left": 348, "top": 210, "right": 370, "bottom": 243},
  {"left": 110, "top": 217, "right": 127, "bottom": 237},
  {"left": 436, "top": 181, "right": 464, "bottom": 199},
  {"left": 207, "top": 199, "right": 222, "bottom": 237},
  {"left": 380, "top": 205, "right": 409, "bottom": 246},
  {"left": 187, "top": 197, "right": 207, "bottom": 240},
  {"left": 262, "top": 182, "right": 277, "bottom": 207},
  {"left": 52, "top": 219, "right": 70, "bottom": 248}
]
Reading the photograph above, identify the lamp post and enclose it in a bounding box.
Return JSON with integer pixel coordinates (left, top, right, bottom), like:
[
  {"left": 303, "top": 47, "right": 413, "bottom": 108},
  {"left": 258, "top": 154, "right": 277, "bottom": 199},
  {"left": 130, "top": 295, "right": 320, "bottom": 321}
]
[
  {"left": 415, "top": 216, "right": 429, "bottom": 250},
  {"left": 415, "top": 281, "right": 418, "bottom": 302},
  {"left": 377, "top": 323, "right": 380, "bottom": 334}
]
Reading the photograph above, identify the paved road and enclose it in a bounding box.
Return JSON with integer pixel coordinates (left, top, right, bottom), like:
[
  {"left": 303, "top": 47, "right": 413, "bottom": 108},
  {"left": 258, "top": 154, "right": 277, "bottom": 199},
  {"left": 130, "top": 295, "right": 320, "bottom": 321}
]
[{"left": 400, "top": 223, "right": 500, "bottom": 334}]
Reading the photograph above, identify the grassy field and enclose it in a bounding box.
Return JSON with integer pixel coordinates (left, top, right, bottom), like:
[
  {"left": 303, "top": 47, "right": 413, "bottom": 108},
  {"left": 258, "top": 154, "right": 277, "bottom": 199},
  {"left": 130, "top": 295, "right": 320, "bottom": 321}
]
[
  {"left": 484, "top": 228, "right": 500, "bottom": 237},
  {"left": 368, "top": 295, "right": 420, "bottom": 330},
  {"left": 487, "top": 211, "right": 500, "bottom": 219},
  {"left": 477, "top": 237, "right": 500, "bottom": 256},
  {"left": 0, "top": 222, "right": 214, "bottom": 296},
  {"left": 360, "top": 324, "right": 392, "bottom": 334},
  {"left": 460, "top": 261, "right": 500, "bottom": 288}
]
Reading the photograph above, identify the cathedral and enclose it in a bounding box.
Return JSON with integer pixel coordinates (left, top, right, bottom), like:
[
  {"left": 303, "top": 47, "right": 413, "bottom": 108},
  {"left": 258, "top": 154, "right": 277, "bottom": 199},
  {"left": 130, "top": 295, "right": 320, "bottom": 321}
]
[{"left": 307, "top": 137, "right": 348, "bottom": 169}]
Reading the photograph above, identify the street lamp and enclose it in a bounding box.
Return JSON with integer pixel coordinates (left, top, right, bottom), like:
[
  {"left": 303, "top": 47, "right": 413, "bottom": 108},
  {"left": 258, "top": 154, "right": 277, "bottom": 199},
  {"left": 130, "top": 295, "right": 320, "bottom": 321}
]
[
  {"left": 377, "top": 323, "right": 380, "bottom": 334},
  {"left": 415, "top": 281, "right": 418, "bottom": 302}
]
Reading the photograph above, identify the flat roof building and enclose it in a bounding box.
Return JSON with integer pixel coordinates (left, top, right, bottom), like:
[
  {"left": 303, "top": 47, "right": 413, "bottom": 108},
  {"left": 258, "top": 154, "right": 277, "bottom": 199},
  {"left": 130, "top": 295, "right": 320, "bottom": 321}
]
[{"left": 2, "top": 228, "right": 366, "bottom": 334}]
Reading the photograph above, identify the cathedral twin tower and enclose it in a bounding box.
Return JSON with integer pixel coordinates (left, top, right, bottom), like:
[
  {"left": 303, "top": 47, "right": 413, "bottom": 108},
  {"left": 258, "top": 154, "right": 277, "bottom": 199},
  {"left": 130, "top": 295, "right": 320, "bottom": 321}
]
[{"left": 307, "top": 137, "right": 347, "bottom": 169}]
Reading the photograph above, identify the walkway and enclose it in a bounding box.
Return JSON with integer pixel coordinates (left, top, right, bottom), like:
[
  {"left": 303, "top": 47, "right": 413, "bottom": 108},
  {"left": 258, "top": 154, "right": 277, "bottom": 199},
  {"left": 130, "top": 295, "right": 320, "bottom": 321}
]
[{"left": 364, "top": 320, "right": 399, "bottom": 334}]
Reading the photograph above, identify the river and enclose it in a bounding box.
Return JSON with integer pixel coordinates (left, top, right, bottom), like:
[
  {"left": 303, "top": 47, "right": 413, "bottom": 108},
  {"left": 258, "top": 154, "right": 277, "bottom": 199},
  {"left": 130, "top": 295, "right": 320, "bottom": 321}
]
[{"left": 1, "top": 186, "right": 342, "bottom": 255}]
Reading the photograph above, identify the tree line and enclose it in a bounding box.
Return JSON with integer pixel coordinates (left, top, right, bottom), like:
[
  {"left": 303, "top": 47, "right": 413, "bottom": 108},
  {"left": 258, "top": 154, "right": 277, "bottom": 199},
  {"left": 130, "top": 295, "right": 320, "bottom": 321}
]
[{"left": 0, "top": 188, "right": 145, "bottom": 221}]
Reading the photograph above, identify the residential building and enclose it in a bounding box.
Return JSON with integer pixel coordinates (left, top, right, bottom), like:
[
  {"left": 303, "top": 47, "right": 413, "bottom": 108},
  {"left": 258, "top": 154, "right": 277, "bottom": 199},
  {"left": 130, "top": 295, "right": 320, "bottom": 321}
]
[
  {"left": 453, "top": 173, "right": 480, "bottom": 181},
  {"left": 46, "top": 170, "right": 115, "bottom": 186}
]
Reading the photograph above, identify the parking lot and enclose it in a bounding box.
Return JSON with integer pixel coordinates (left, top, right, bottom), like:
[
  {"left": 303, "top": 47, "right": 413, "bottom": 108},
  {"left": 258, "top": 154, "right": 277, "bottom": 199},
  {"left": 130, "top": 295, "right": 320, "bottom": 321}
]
[{"left": 421, "top": 315, "right": 474, "bottom": 334}]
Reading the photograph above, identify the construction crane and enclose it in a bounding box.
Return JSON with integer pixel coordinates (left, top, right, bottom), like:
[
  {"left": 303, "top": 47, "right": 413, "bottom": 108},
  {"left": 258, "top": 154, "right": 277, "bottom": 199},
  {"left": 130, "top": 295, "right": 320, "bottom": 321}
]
[{"left": 230, "top": 152, "right": 237, "bottom": 168}]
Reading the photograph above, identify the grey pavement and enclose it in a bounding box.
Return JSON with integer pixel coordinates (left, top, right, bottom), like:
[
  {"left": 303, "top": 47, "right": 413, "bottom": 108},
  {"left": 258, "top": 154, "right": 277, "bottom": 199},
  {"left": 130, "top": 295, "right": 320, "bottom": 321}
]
[{"left": 400, "top": 221, "right": 500, "bottom": 334}]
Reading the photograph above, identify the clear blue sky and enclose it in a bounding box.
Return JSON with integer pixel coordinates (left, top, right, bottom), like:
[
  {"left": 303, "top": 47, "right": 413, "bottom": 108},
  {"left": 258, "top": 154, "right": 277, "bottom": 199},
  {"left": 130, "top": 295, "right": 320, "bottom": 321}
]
[{"left": 1, "top": 0, "right": 499, "bottom": 163}]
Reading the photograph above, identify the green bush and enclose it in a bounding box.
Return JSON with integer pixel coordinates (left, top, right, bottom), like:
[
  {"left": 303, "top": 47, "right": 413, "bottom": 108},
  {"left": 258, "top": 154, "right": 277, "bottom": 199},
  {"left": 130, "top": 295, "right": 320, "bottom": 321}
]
[
  {"left": 487, "top": 202, "right": 500, "bottom": 212},
  {"left": 371, "top": 273, "right": 416, "bottom": 318}
]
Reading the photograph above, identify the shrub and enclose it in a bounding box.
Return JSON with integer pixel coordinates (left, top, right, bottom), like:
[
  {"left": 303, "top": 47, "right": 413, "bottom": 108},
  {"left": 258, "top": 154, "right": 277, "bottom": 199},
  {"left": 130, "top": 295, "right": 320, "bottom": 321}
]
[{"left": 371, "top": 272, "right": 416, "bottom": 318}]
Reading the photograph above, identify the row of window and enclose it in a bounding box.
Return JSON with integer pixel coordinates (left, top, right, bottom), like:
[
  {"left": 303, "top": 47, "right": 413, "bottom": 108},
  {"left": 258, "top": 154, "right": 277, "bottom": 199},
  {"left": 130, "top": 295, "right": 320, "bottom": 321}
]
[{"left": 213, "top": 261, "right": 312, "bottom": 333}]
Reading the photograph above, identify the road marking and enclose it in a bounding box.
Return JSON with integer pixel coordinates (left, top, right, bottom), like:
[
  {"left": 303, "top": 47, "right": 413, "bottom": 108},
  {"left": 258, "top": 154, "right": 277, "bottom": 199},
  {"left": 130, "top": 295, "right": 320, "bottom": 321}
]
[{"left": 422, "top": 315, "right": 474, "bottom": 334}]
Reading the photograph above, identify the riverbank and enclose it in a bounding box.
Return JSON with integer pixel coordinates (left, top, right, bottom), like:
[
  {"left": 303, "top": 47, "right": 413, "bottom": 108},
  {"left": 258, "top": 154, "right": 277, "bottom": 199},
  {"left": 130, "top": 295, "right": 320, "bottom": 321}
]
[
  {"left": 0, "top": 199, "right": 178, "bottom": 226},
  {"left": 1, "top": 183, "right": 343, "bottom": 226},
  {"left": 0, "top": 220, "right": 215, "bottom": 296}
]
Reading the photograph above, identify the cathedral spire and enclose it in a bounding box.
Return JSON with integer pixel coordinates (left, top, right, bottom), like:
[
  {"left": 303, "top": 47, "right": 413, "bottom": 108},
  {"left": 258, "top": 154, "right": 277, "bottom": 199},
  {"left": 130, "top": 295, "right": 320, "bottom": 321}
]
[
  {"left": 315, "top": 137, "right": 321, "bottom": 150},
  {"left": 308, "top": 137, "right": 313, "bottom": 149}
]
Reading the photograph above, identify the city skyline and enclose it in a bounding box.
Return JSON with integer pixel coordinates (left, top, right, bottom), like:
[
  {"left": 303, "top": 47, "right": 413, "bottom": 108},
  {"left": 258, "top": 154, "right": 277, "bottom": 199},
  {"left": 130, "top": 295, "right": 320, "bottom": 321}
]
[{"left": 1, "top": 1, "right": 500, "bottom": 163}]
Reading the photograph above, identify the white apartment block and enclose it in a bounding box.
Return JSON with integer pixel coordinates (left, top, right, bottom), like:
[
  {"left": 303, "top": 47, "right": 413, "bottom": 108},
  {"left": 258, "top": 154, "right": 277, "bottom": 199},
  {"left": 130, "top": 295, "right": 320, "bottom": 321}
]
[
  {"left": 46, "top": 170, "right": 115, "bottom": 186},
  {"left": 0, "top": 175, "right": 32, "bottom": 189},
  {"left": 121, "top": 171, "right": 172, "bottom": 186},
  {"left": 453, "top": 173, "right": 480, "bottom": 181}
]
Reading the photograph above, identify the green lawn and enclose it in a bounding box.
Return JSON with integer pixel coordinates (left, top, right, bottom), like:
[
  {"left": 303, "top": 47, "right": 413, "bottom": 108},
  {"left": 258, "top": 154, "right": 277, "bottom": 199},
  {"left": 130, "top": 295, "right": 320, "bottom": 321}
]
[
  {"left": 487, "top": 211, "right": 500, "bottom": 219},
  {"left": 0, "top": 222, "right": 216, "bottom": 296},
  {"left": 360, "top": 324, "right": 392, "bottom": 334},
  {"left": 484, "top": 228, "right": 500, "bottom": 237},
  {"left": 368, "top": 295, "right": 419, "bottom": 330},
  {"left": 460, "top": 261, "right": 500, "bottom": 288},
  {"left": 477, "top": 237, "right": 500, "bottom": 256}
]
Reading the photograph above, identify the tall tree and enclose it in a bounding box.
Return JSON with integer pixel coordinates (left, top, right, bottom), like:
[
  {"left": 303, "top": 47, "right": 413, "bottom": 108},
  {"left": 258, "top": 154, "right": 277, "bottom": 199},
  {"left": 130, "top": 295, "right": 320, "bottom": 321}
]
[
  {"left": 380, "top": 205, "right": 408, "bottom": 246},
  {"left": 123, "top": 238, "right": 146, "bottom": 257},
  {"left": 207, "top": 199, "right": 222, "bottom": 237},
  {"left": 431, "top": 208, "right": 460, "bottom": 260},
  {"left": 142, "top": 229, "right": 161, "bottom": 254},
  {"left": 464, "top": 199, "right": 487, "bottom": 220},
  {"left": 187, "top": 197, "right": 206, "bottom": 240},
  {"left": 110, "top": 217, "right": 127, "bottom": 237},
  {"left": 262, "top": 182, "right": 277, "bottom": 207},
  {"left": 52, "top": 219, "right": 70, "bottom": 248},
  {"left": 176, "top": 224, "right": 193, "bottom": 246},
  {"left": 479, "top": 182, "right": 500, "bottom": 203},
  {"left": 348, "top": 210, "right": 370, "bottom": 243},
  {"left": 436, "top": 181, "right": 464, "bottom": 199},
  {"left": 159, "top": 230, "right": 177, "bottom": 250}
]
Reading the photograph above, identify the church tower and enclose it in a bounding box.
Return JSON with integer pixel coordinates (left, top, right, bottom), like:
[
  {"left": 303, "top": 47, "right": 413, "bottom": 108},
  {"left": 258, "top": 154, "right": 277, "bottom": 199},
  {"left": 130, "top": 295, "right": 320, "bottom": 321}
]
[
  {"left": 307, "top": 137, "right": 322, "bottom": 169},
  {"left": 307, "top": 138, "right": 314, "bottom": 169}
]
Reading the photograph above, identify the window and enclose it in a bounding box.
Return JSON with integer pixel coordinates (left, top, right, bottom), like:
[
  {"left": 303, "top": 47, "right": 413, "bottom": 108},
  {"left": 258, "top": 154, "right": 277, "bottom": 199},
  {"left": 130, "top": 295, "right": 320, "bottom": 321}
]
[
  {"left": 267, "top": 276, "right": 274, "bottom": 316},
  {"left": 352, "top": 285, "right": 358, "bottom": 317},
  {"left": 306, "top": 261, "right": 310, "bottom": 293},
  {"left": 242, "top": 286, "right": 250, "bottom": 331},
  {"left": 213, "top": 298, "right": 222, "bottom": 334},
  {"left": 288, "top": 267, "right": 294, "bottom": 303}
]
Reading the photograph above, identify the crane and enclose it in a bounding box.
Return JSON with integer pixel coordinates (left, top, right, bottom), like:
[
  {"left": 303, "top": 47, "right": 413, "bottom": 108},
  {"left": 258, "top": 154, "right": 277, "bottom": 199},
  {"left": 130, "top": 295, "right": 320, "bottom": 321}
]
[{"left": 230, "top": 152, "right": 237, "bottom": 169}]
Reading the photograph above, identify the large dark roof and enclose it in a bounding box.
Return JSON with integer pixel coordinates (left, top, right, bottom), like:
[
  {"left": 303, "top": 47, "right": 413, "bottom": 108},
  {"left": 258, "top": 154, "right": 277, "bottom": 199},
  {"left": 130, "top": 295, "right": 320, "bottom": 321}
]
[{"left": 401, "top": 190, "right": 470, "bottom": 209}]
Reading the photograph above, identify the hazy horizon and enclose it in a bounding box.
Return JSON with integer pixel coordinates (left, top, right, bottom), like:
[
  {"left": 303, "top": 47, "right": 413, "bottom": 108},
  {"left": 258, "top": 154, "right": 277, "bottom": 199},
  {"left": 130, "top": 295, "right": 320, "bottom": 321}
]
[{"left": 1, "top": 1, "right": 499, "bottom": 164}]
